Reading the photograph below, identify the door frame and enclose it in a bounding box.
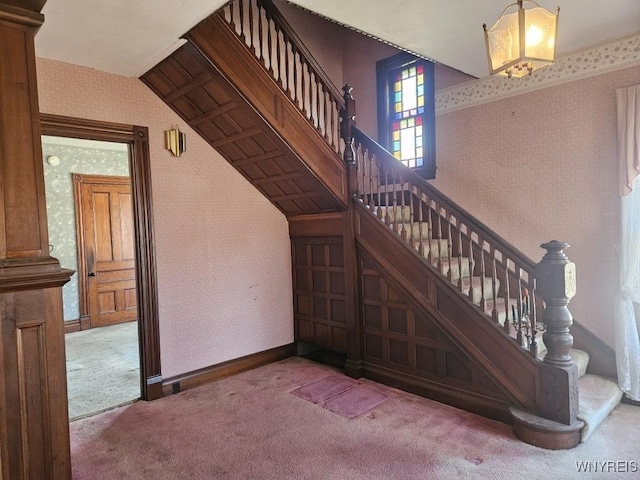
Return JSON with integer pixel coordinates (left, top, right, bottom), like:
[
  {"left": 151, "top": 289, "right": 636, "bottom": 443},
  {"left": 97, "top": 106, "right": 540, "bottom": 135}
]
[{"left": 41, "top": 113, "right": 163, "bottom": 401}]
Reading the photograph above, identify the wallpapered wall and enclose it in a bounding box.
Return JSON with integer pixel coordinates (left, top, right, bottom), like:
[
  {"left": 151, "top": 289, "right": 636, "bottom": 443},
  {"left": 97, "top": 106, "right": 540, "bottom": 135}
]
[
  {"left": 42, "top": 137, "right": 130, "bottom": 321},
  {"left": 434, "top": 64, "right": 640, "bottom": 346},
  {"left": 36, "top": 58, "right": 294, "bottom": 379}
]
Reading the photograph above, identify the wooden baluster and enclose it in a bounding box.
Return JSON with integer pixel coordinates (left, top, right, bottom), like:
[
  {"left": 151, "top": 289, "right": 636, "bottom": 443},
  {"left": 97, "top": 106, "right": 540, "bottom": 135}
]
[
  {"left": 247, "top": 0, "right": 254, "bottom": 49},
  {"left": 409, "top": 183, "right": 416, "bottom": 248},
  {"left": 516, "top": 267, "right": 524, "bottom": 346},
  {"left": 280, "top": 32, "right": 287, "bottom": 90},
  {"left": 238, "top": 0, "right": 244, "bottom": 38},
  {"left": 324, "top": 91, "right": 331, "bottom": 142},
  {"left": 446, "top": 214, "right": 453, "bottom": 282},
  {"left": 400, "top": 176, "right": 407, "bottom": 241},
  {"left": 503, "top": 259, "right": 511, "bottom": 334},
  {"left": 426, "top": 204, "right": 433, "bottom": 263},
  {"left": 266, "top": 16, "right": 274, "bottom": 75},
  {"left": 392, "top": 171, "right": 398, "bottom": 235},
  {"left": 457, "top": 225, "right": 463, "bottom": 290},
  {"left": 286, "top": 41, "right": 293, "bottom": 99},
  {"left": 384, "top": 168, "right": 390, "bottom": 226},
  {"left": 319, "top": 84, "right": 326, "bottom": 137},
  {"left": 368, "top": 151, "right": 375, "bottom": 211},
  {"left": 436, "top": 207, "right": 443, "bottom": 272},
  {"left": 375, "top": 159, "right": 383, "bottom": 221},
  {"left": 467, "top": 234, "right": 475, "bottom": 302},
  {"left": 300, "top": 62, "right": 307, "bottom": 117},
  {"left": 491, "top": 253, "right": 498, "bottom": 323},
  {"left": 418, "top": 192, "right": 425, "bottom": 256},
  {"left": 479, "top": 240, "right": 486, "bottom": 311},
  {"left": 257, "top": 3, "right": 264, "bottom": 62},
  {"left": 529, "top": 278, "right": 538, "bottom": 358}
]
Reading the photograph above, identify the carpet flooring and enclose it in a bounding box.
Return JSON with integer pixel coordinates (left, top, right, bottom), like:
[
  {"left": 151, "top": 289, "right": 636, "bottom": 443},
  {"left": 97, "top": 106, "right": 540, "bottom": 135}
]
[
  {"left": 65, "top": 321, "right": 140, "bottom": 421},
  {"left": 70, "top": 357, "right": 640, "bottom": 479}
]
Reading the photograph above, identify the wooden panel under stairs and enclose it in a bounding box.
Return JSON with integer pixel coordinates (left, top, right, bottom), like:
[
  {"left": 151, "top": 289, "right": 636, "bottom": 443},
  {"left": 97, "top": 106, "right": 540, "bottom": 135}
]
[
  {"left": 354, "top": 201, "right": 541, "bottom": 421},
  {"left": 142, "top": 43, "right": 347, "bottom": 216}
]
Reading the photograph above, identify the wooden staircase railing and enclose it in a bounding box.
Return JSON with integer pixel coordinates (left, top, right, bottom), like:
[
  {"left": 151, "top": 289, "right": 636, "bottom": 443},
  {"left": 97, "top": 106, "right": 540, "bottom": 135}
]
[
  {"left": 349, "top": 125, "right": 543, "bottom": 358},
  {"left": 220, "top": 0, "right": 344, "bottom": 156}
]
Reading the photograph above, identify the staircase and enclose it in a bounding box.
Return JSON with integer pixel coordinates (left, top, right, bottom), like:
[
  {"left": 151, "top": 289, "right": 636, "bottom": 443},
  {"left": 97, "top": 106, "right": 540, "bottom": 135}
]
[{"left": 142, "top": 0, "right": 626, "bottom": 449}]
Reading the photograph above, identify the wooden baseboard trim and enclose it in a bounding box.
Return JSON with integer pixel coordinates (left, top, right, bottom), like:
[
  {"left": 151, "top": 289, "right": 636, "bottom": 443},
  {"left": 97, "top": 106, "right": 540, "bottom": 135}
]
[
  {"left": 64, "top": 319, "right": 81, "bottom": 334},
  {"left": 162, "top": 343, "right": 296, "bottom": 397},
  {"left": 362, "top": 361, "right": 512, "bottom": 424}
]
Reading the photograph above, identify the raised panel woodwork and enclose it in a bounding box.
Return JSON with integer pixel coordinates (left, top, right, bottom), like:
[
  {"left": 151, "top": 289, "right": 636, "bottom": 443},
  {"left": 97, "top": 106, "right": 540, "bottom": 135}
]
[
  {"left": 142, "top": 43, "right": 346, "bottom": 217},
  {"left": 355, "top": 202, "right": 540, "bottom": 414},
  {"left": 359, "top": 251, "right": 511, "bottom": 406},
  {"left": 292, "top": 236, "right": 347, "bottom": 353},
  {"left": 0, "top": 10, "right": 48, "bottom": 260},
  {"left": 1, "top": 287, "right": 70, "bottom": 479}
]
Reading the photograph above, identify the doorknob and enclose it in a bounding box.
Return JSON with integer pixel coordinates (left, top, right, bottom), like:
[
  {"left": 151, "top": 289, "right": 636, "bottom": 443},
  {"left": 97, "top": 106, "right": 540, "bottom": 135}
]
[{"left": 88, "top": 272, "right": 96, "bottom": 277}]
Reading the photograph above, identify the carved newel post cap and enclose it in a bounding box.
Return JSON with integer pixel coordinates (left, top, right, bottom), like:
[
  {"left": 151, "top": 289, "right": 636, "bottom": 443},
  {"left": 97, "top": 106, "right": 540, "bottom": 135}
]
[
  {"left": 342, "top": 84, "right": 353, "bottom": 97},
  {"left": 536, "top": 241, "right": 576, "bottom": 302}
]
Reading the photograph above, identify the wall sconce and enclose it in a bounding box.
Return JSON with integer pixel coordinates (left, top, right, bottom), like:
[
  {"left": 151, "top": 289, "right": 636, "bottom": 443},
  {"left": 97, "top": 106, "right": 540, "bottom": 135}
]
[
  {"left": 164, "top": 126, "right": 186, "bottom": 157},
  {"left": 483, "top": 0, "right": 559, "bottom": 78}
]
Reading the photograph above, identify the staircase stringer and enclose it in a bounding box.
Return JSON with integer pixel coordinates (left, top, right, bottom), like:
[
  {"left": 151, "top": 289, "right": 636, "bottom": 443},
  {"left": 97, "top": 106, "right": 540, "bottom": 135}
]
[
  {"left": 355, "top": 200, "right": 540, "bottom": 415},
  {"left": 185, "top": 10, "right": 348, "bottom": 211}
]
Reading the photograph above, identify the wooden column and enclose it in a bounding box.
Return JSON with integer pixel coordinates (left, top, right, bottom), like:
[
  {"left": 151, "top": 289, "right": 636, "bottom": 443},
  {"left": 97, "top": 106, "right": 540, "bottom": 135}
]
[{"left": 0, "top": 2, "right": 74, "bottom": 478}]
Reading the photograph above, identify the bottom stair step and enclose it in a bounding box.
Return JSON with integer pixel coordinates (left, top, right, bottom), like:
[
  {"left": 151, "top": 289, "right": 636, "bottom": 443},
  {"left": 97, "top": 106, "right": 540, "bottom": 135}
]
[{"left": 578, "top": 374, "right": 623, "bottom": 442}]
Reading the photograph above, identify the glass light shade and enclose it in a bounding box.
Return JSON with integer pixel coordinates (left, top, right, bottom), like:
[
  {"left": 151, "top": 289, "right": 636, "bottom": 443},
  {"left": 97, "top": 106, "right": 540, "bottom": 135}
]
[{"left": 484, "top": 0, "right": 559, "bottom": 78}]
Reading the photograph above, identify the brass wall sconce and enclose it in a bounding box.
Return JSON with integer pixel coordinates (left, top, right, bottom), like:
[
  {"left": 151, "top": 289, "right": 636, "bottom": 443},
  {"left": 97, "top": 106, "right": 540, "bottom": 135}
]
[{"left": 164, "top": 126, "right": 186, "bottom": 157}]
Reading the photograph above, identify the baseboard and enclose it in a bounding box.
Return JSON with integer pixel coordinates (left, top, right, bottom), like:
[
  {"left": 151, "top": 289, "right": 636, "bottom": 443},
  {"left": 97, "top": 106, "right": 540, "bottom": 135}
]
[
  {"left": 162, "top": 343, "right": 296, "bottom": 396},
  {"left": 362, "top": 361, "right": 513, "bottom": 424},
  {"left": 64, "top": 319, "right": 81, "bottom": 334}
]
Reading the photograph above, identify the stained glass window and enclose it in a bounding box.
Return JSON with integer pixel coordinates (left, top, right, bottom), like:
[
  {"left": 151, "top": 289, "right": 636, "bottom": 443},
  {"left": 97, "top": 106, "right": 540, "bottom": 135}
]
[{"left": 377, "top": 53, "right": 435, "bottom": 178}]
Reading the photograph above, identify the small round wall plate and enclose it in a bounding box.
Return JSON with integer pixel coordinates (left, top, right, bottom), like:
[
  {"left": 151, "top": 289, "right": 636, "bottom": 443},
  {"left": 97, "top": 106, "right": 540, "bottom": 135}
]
[{"left": 47, "top": 155, "right": 60, "bottom": 166}]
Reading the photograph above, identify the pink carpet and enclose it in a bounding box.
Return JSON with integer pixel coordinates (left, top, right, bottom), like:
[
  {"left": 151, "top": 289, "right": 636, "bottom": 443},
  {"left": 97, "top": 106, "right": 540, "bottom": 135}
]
[{"left": 69, "top": 357, "right": 640, "bottom": 479}]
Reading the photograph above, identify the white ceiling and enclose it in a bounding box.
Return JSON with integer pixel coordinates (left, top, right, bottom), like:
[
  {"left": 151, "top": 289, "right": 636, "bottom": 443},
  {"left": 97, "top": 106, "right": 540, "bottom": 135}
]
[{"left": 35, "top": 0, "right": 640, "bottom": 79}]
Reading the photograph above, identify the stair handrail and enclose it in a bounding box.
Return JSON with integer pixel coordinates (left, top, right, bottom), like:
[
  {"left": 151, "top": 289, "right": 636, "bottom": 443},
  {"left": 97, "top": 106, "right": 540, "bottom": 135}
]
[
  {"left": 219, "top": 0, "right": 345, "bottom": 154},
  {"left": 350, "top": 125, "right": 543, "bottom": 357},
  {"left": 352, "top": 127, "right": 537, "bottom": 272}
]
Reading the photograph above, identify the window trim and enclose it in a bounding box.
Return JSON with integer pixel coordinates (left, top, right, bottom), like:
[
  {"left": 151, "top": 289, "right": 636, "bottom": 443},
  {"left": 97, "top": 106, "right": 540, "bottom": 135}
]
[{"left": 376, "top": 52, "right": 436, "bottom": 179}]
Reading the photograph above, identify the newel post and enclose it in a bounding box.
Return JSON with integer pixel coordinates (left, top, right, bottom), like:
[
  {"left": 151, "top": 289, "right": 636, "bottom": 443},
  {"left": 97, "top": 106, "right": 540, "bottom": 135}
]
[
  {"left": 535, "top": 240, "right": 579, "bottom": 426},
  {"left": 536, "top": 241, "right": 577, "bottom": 366},
  {"left": 340, "top": 85, "right": 356, "bottom": 169},
  {"left": 340, "top": 85, "right": 362, "bottom": 378}
]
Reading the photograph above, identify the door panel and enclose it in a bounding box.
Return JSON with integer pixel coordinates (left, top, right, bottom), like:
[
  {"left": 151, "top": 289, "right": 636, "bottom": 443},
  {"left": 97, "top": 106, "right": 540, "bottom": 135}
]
[{"left": 75, "top": 175, "right": 137, "bottom": 328}]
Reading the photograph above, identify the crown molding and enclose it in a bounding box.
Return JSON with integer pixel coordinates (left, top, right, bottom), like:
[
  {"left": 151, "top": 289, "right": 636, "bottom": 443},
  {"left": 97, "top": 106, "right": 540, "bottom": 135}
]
[{"left": 436, "top": 33, "right": 640, "bottom": 115}]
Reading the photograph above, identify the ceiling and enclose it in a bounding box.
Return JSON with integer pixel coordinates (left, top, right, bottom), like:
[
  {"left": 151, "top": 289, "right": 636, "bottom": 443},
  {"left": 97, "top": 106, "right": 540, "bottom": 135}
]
[{"left": 35, "top": 0, "right": 640, "bottom": 79}]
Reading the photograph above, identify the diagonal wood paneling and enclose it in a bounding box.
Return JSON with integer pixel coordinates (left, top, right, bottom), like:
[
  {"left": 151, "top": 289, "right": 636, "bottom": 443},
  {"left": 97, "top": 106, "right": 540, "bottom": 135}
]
[{"left": 142, "top": 42, "right": 346, "bottom": 216}]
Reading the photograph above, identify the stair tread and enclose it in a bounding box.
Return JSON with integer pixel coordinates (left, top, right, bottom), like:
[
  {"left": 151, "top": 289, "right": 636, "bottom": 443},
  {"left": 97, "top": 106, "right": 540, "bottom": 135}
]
[{"left": 577, "top": 374, "right": 623, "bottom": 442}]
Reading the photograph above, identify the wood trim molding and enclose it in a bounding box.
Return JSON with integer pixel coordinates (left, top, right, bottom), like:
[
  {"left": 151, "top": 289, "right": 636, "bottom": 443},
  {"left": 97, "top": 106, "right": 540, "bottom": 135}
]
[
  {"left": 40, "top": 114, "right": 163, "bottom": 401},
  {"left": 162, "top": 344, "right": 296, "bottom": 396}
]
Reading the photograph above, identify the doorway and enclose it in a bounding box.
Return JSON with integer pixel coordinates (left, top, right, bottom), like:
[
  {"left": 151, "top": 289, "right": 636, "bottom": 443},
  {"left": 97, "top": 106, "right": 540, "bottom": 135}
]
[
  {"left": 40, "top": 114, "right": 162, "bottom": 403},
  {"left": 43, "top": 136, "right": 141, "bottom": 419}
]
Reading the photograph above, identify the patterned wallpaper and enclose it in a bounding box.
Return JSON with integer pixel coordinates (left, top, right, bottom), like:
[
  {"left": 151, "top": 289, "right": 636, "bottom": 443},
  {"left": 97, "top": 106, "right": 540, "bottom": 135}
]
[
  {"left": 42, "top": 137, "right": 130, "bottom": 322},
  {"left": 433, "top": 63, "right": 640, "bottom": 346},
  {"left": 36, "top": 57, "right": 294, "bottom": 379}
]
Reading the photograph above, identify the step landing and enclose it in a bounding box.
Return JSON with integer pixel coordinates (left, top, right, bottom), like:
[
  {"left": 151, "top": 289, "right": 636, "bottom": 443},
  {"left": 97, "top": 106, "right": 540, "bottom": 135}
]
[{"left": 578, "top": 374, "right": 623, "bottom": 442}]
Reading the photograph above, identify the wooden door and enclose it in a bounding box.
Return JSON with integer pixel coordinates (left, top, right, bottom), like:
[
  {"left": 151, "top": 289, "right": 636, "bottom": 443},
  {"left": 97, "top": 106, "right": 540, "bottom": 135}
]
[{"left": 74, "top": 174, "right": 137, "bottom": 328}]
